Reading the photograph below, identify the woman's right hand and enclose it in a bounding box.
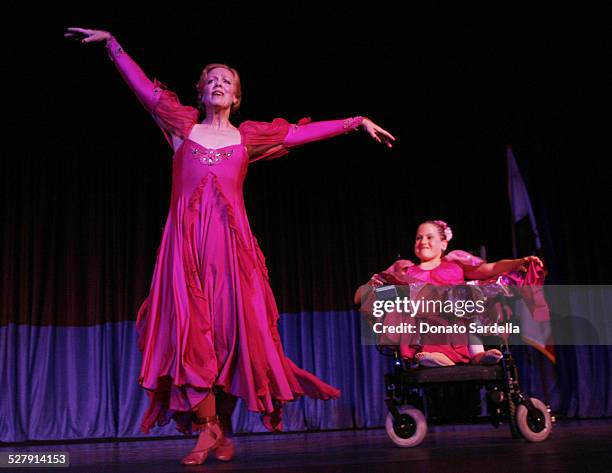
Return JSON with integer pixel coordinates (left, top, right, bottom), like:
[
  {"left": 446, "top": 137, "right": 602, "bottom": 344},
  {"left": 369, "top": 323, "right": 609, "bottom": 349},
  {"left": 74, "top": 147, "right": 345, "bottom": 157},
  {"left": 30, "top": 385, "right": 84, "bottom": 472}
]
[
  {"left": 64, "top": 27, "right": 112, "bottom": 44},
  {"left": 360, "top": 118, "right": 396, "bottom": 148}
]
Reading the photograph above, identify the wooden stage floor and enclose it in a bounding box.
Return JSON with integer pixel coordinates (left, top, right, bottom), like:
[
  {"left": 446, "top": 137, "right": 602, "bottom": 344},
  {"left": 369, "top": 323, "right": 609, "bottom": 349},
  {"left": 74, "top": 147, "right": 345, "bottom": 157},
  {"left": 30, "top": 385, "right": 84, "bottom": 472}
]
[{"left": 2, "top": 419, "right": 611, "bottom": 472}]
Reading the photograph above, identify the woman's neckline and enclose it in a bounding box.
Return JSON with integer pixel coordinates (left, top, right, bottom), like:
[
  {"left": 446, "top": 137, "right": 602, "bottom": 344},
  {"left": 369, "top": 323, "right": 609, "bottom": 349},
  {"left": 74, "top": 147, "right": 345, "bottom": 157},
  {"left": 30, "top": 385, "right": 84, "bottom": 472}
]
[
  {"left": 197, "top": 121, "right": 239, "bottom": 132},
  {"left": 185, "top": 138, "right": 242, "bottom": 152},
  {"left": 184, "top": 122, "right": 243, "bottom": 151}
]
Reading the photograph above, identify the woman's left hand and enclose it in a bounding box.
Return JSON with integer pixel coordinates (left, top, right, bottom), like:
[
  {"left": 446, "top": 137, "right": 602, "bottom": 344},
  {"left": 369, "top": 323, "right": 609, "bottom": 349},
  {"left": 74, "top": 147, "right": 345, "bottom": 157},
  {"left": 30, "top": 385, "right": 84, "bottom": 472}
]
[
  {"left": 517, "top": 255, "right": 544, "bottom": 271},
  {"left": 361, "top": 118, "right": 396, "bottom": 148}
]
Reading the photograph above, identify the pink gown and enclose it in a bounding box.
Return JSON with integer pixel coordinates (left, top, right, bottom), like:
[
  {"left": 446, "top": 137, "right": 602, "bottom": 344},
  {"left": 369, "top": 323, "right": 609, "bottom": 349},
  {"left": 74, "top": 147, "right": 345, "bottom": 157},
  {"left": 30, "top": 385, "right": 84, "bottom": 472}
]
[{"left": 103, "top": 37, "right": 361, "bottom": 434}]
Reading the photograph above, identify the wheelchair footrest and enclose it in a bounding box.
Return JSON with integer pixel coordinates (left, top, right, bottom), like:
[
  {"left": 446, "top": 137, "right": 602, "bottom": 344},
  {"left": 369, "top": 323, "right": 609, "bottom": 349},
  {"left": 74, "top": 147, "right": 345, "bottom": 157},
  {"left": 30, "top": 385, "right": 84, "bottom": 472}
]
[{"left": 402, "top": 365, "right": 503, "bottom": 384}]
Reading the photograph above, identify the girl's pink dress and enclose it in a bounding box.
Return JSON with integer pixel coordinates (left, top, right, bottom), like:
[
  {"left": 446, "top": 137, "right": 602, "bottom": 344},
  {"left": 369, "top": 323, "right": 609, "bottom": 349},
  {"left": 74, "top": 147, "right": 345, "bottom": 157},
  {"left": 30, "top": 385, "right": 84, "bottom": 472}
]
[
  {"left": 380, "top": 250, "right": 485, "bottom": 363},
  {"left": 376, "top": 251, "right": 548, "bottom": 363},
  {"left": 135, "top": 84, "right": 343, "bottom": 434}
]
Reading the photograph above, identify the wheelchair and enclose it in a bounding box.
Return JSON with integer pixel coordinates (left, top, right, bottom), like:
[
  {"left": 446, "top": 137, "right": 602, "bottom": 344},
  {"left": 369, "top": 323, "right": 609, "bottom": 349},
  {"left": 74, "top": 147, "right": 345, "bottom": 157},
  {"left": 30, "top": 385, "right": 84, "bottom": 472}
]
[
  {"left": 381, "top": 347, "right": 554, "bottom": 447},
  {"left": 370, "top": 284, "right": 554, "bottom": 447}
]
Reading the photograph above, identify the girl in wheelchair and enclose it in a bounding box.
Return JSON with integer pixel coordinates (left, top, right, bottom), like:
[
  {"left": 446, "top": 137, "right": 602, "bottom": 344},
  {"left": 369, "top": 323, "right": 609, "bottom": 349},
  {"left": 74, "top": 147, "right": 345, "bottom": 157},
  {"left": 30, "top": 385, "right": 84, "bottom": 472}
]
[{"left": 355, "top": 219, "right": 544, "bottom": 367}]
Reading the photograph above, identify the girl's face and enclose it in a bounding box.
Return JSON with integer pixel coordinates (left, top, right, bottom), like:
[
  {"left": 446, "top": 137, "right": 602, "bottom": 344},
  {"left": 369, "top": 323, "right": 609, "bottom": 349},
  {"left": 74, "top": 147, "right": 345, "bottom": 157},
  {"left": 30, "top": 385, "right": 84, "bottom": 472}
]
[
  {"left": 201, "top": 67, "right": 239, "bottom": 110},
  {"left": 414, "top": 223, "right": 447, "bottom": 262}
]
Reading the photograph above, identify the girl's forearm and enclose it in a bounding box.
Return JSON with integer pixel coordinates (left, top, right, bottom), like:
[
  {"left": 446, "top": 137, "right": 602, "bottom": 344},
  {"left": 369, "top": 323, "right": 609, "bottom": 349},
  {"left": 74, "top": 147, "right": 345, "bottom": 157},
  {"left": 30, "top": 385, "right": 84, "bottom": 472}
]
[
  {"left": 466, "top": 259, "right": 522, "bottom": 280},
  {"left": 489, "top": 259, "right": 523, "bottom": 275}
]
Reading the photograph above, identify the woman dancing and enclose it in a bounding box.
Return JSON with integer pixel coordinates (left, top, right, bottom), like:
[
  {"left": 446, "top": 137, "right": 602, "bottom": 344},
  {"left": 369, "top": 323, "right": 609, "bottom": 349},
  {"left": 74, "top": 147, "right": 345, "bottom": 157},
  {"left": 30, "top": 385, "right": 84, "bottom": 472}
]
[
  {"left": 64, "top": 27, "right": 395, "bottom": 465},
  {"left": 355, "top": 220, "right": 544, "bottom": 366}
]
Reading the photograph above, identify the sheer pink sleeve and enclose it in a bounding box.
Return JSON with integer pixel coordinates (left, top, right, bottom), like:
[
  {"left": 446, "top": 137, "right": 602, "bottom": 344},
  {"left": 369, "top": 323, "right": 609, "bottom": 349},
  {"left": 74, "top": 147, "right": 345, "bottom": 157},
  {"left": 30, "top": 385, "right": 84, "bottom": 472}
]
[
  {"left": 149, "top": 80, "right": 199, "bottom": 147},
  {"left": 105, "top": 36, "right": 199, "bottom": 148},
  {"left": 239, "top": 118, "right": 292, "bottom": 162},
  {"left": 240, "top": 116, "right": 365, "bottom": 163},
  {"left": 444, "top": 250, "right": 485, "bottom": 268}
]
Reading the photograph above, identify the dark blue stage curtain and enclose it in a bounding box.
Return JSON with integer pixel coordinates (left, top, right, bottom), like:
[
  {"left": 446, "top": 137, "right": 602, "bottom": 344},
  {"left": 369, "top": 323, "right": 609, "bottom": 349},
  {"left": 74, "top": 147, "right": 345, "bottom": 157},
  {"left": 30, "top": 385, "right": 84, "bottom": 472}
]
[
  {"left": 2, "top": 307, "right": 612, "bottom": 442},
  {"left": 1, "top": 311, "right": 391, "bottom": 442}
]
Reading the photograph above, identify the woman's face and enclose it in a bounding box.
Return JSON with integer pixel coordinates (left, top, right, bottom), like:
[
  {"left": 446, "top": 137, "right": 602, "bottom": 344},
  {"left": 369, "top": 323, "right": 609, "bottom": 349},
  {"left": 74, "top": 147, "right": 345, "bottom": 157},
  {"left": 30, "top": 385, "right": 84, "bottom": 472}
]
[
  {"left": 201, "top": 67, "right": 239, "bottom": 111},
  {"left": 414, "top": 223, "right": 447, "bottom": 262}
]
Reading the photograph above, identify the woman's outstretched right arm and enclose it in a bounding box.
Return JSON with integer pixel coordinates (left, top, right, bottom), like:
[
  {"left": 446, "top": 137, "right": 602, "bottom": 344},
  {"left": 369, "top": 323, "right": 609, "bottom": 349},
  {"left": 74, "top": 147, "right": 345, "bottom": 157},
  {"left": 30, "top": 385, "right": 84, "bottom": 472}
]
[{"left": 64, "top": 27, "right": 158, "bottom": 110}]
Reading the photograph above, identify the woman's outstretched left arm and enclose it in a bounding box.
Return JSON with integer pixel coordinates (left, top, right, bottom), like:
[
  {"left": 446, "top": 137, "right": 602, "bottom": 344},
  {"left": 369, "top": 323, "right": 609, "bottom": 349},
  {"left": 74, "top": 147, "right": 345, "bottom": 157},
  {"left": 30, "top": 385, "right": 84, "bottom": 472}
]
[{"left": 283, "top": 117, "right": 395, "bottom": 148}]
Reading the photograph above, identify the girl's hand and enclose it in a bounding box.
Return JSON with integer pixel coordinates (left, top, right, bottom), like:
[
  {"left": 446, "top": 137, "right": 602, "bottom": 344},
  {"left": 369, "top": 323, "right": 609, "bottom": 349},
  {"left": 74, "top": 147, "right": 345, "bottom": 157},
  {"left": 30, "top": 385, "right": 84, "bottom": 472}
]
[
  {"left": 361, "top": 118, "right": 396, "bottom": 148},
  {"left": 64, "top": 27, "right": 112, "bottom": 44},
  {"left": 517, "top": 256, "right": 544, "bottom": 272},
  {"left": 368, "top": 274, "right": 386, "bottom": 288}
]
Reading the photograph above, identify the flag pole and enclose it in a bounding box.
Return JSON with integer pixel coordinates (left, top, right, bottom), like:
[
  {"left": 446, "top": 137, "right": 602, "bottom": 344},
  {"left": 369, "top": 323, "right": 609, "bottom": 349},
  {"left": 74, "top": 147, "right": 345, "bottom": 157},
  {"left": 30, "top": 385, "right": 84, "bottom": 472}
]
[
  {"left": 505, "top": 144, "right": 516, "bottom": 357},
  {"left": 507, "top": 145, "right": 518, "bottom": 258},
  {"left": 507, "top": 144, "right": 554, "bottom": 406}
]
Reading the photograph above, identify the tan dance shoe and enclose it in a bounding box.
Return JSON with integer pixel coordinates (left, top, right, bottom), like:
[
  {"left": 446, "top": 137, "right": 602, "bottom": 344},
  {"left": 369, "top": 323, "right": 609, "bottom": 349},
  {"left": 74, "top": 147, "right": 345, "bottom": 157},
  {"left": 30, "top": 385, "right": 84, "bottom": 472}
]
[
  {"left": 213, "top": 435, "right": 235, "bottom": 461},
  {"left": 180, "top": 415, "right": 223, "bottom": 466}
]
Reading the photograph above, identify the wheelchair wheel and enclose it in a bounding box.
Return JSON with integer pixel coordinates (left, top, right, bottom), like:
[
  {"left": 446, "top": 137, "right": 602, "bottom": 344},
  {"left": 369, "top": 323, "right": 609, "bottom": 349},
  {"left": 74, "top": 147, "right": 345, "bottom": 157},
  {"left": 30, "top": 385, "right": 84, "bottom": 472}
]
[
  {"left": 385, "top": 405, "right": 427, "bottom": 447},
  {"left": 515, "top": 397, "right": 552, "bottom": 442}
]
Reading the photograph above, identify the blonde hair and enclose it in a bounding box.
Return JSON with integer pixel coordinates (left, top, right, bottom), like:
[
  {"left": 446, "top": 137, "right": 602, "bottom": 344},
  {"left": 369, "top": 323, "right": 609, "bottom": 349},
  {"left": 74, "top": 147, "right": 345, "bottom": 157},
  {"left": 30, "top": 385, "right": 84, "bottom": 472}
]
[{"left": 195, "top": 63, "right": 242, "bottom": 115}]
